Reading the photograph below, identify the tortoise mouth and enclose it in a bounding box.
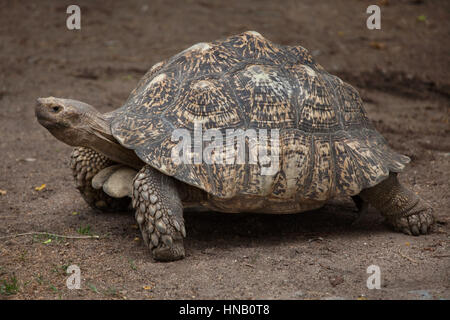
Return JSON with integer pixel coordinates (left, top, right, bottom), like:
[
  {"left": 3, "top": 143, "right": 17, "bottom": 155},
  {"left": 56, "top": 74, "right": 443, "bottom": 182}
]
[{"left": 36, "top": 117, "right": 62, "bottom": 129}]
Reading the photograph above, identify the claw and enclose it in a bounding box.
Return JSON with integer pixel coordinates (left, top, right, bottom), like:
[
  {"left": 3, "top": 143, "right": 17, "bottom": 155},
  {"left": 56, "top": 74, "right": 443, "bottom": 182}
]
[
  {"left": 410, "top": 225, "right": 420, "bottom": 236},
  {"left": 402, "top": 227, "right": 412, "bottom": 236},
  {"left": 420, "top": 224, "right": 428, "bottom": 234},
  {"left": 390, "top": 210, "right": 434, "bottom": 236}
]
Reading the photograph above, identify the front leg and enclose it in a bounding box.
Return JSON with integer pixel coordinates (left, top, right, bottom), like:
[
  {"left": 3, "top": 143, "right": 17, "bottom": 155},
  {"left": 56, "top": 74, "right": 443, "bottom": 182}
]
[
  {"left": 132, "top": 165, "right": 186, "bottom": 261},
  {"left": 359, "top": 173, "right": 435, "bottom": 235},
  {"left": 70, "top": 147, "right": 131, "bottom": 212}
]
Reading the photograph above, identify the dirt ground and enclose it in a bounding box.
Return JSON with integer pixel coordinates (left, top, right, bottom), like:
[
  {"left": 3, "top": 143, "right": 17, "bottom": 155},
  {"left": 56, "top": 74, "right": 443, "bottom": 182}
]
[{"left": 0, "top": 0, "right": 449, "bottom": 300}]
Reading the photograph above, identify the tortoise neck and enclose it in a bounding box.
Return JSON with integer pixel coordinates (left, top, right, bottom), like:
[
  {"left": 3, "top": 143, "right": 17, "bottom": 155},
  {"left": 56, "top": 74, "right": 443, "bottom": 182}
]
[{"left": 82, "top": 111, "right": 144, "bottom": 169}]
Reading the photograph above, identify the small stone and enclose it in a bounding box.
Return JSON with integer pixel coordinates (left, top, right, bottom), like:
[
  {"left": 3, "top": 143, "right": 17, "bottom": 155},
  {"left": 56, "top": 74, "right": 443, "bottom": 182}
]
[
  {"left": 149, "top": 205, "right": 156, "bottom": 215},
  {"left": 142, "top": 192, "right": 149, "bottom": 201},
  {"left": 142, "top": 184, "right": 148, "bottom": 191},
  {"left": 150, "top": 195, "right": 158, "bottom": 204},
  {"left": 167, "top": 209, "right": 173, "bottom": 216},
  {"left": 293, "top": 290, "right": 304, "bottom": 298},
  {"left": 155, "top": 210, "right": 162, "bottom": 220},
  {"left": 181, "top": 225, "right": 186, "bottom": 237},
  {"left": 148, "top": 224, "right": 154, "bottom": 233}
]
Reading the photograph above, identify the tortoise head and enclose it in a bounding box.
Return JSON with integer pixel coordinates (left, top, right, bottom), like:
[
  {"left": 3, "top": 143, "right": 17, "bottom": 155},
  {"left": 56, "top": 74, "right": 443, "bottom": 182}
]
[
  {"left": 35, "top": 96, "right": 144, "bottom": 168},
  {"left": 35, "top": 97, "right": 106, "bottom": 147}
]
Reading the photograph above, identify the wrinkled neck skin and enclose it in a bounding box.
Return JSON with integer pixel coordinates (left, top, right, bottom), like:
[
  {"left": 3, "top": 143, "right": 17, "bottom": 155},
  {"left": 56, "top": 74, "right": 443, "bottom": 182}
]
[{"left": 80, "top": 112, "right": 145, "bottom": 169}]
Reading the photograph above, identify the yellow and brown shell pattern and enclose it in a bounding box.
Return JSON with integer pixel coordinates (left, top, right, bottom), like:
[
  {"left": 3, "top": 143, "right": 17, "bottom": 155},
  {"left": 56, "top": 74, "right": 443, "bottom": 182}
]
[{"left": 111, "top": 31, "right": 410, "bottom": 202}]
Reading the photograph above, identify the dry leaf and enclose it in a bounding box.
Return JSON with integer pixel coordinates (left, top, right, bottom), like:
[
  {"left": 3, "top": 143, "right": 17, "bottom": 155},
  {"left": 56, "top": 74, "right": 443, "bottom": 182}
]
[
  {"left": 0, "top": 189, "right": 7, "bottom": 195},
  {"left": 35, "top": 184, "right": 46, "bottom": 191},
  {"left": 369, "top": 41, "right": 386, "bottom": 50}
]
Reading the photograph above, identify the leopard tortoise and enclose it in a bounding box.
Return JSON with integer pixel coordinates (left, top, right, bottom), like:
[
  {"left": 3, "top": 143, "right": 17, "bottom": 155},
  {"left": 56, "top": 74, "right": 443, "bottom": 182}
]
[{"left": 35, "top": 31, "right": 434, "bottom": 261}]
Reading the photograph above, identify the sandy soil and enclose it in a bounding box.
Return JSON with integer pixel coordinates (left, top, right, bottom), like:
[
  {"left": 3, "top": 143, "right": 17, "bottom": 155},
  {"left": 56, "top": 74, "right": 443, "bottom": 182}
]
[{"left": 0, "top": 0, "right": 449, "bottom": 300}]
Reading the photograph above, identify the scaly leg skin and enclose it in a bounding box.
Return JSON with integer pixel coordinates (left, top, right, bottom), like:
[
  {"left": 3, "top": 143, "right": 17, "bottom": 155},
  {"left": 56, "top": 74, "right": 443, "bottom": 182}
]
[
  {"left": 70, "top": 147, "right": 131, "bottom": 212},
  {"left": 359, "top": 173, "right": 435, "bottom": 236},
  {"left": 132, "top": 165, "right": 186, "bottom": 261}
]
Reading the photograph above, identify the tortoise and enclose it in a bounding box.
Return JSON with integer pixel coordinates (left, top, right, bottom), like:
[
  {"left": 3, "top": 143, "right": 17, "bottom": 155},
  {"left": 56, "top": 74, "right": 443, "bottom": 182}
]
[{"left": 35, "top": 31, "right": 434, "bottom": 261}]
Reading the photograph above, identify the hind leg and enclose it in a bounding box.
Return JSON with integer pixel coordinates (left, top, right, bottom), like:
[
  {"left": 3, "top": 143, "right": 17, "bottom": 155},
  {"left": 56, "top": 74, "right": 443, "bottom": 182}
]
[
  {"left": 70, "top": 147, "right": 131, "bottom": 212},
  {"left": 132, "top": 165, "right": 186, "bottom": 261},
  {"left": 359, "top": 173, "right": 434, "bottom": 235}
]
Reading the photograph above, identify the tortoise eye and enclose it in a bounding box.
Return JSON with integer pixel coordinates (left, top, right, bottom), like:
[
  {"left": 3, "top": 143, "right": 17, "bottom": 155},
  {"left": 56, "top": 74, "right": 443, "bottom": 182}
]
[{"left": 51, "top": 106, "right": 62, "bottom": 113}]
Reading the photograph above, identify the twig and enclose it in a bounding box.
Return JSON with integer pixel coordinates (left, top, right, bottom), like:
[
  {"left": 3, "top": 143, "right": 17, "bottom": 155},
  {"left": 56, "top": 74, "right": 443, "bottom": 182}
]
[
  {"left": 0, "top": 232, "right": 100, "bottom": 240},
  {"left": 397, "top": 249, "right": 418, "bottom": 264},
  {"left": 432, "top": 255, "right": 450, "bottom": 258}
]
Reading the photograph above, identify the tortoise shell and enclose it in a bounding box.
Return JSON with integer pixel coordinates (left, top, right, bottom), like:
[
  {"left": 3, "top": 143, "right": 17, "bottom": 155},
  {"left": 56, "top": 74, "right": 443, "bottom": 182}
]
[{"left": 111, "top": 31, "right": 410, "bottom": 200}]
